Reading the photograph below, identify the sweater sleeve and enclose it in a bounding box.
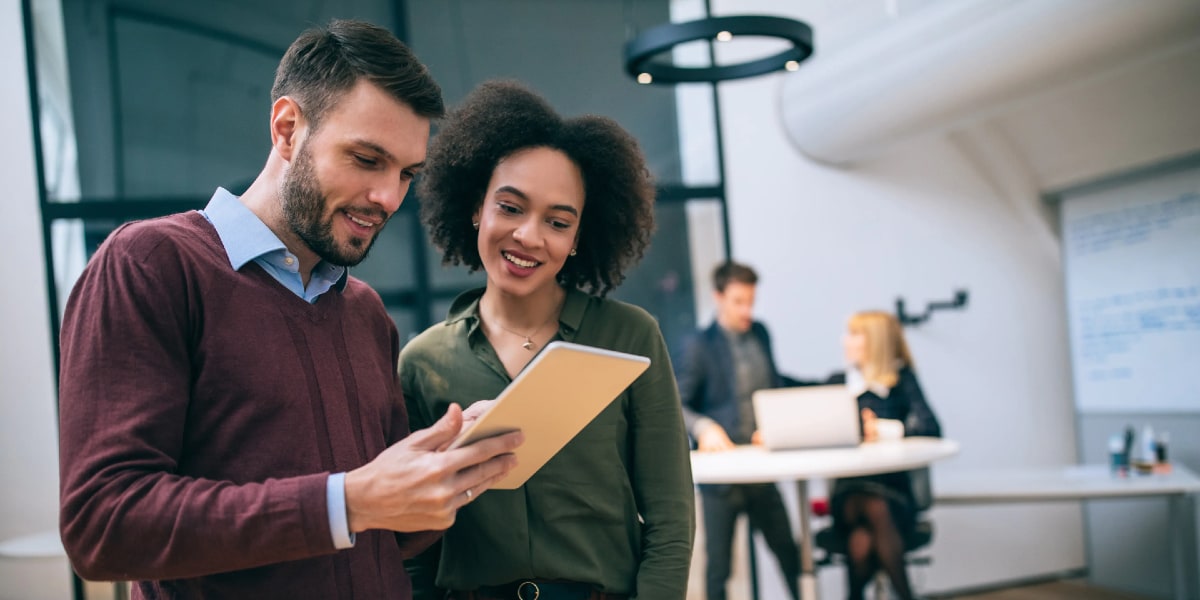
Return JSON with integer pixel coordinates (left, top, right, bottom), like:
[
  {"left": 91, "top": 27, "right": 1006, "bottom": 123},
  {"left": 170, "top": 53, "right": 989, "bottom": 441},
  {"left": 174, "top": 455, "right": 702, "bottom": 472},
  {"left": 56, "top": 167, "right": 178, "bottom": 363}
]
[
  {"left": 58, "top": 229, "right": 334, "bottom": 581},
  {"left": 629, "top": 315, "right": 696, "bottom": 599}
]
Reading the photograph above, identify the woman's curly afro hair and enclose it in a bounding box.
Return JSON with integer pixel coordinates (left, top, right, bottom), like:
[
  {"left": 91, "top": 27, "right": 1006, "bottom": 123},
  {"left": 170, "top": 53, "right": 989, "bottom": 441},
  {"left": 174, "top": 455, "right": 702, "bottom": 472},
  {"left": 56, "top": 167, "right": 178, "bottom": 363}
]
[{"left": 418, "top": 80, "right": 656, "bottom": 297}]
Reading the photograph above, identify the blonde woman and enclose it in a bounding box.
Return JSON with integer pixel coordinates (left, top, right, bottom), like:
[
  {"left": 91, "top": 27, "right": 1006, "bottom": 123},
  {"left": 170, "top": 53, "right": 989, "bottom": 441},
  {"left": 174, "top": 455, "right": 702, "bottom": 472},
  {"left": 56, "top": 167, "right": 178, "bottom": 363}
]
[{"left": 832, "top": 311, "right": 941, "bottom": 600}]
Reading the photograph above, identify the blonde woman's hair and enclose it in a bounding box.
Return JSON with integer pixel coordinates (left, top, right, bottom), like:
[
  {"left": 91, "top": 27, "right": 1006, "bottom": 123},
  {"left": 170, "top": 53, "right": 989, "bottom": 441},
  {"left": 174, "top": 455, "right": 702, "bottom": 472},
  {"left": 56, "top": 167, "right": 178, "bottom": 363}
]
[{"left": 848, "top": 311, "right": 914, "bottom": 389}]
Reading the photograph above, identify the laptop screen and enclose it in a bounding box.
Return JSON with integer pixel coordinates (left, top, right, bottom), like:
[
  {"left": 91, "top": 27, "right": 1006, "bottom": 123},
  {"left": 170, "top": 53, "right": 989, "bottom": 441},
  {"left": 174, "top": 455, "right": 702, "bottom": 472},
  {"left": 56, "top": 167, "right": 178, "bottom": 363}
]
[{"left": 752, "top": 385, "right": 861, "bottom": 450}]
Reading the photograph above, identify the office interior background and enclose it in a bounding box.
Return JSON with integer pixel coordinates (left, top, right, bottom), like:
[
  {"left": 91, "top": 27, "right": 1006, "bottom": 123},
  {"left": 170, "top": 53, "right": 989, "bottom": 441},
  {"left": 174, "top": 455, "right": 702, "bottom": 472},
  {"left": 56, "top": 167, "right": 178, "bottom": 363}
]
[{"left": 1, "top": 0, "right": 1197, "bottom": 598}]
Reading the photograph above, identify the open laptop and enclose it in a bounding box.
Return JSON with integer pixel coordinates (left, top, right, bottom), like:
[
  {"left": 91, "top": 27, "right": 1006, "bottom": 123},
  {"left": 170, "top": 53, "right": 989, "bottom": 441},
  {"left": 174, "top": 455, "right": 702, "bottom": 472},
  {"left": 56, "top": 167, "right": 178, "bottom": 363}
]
[{"left": 752, "top": 385, "right": 861, "bottom": 450}]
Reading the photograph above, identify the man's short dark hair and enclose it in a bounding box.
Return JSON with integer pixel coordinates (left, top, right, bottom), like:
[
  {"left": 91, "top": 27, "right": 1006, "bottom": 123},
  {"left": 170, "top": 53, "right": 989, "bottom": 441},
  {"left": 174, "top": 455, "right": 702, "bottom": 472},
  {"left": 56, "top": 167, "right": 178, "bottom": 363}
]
[
  {"left": 271, "top": 19, "right": 444, "bottom": 129},
  {"left": 712, "top": 261, "right": 758, "bottom": 293}
]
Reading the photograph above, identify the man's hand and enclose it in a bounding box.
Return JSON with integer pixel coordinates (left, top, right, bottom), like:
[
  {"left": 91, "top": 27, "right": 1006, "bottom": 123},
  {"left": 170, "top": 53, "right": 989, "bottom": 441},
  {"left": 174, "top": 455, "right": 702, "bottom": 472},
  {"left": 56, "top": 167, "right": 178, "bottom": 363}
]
[
  {"left": 344, "top": 404, "right": 524, "bottom": 533},
  {"left": 861, "top": 407, "right": 879, "bottom": 443},
  {"left": 696, "top": 422, "right": 736, "bottom": 452}
]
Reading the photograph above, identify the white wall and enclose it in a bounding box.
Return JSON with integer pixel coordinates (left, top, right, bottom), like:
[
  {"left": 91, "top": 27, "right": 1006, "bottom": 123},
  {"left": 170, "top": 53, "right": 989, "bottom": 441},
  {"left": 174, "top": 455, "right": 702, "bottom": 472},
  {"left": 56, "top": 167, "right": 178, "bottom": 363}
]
[
  {"left": 690, "top": 0, "right": 1200, "bottom": 596},
  {"left": 720, "top": 100, "right": 1086, "bottom": 594},
  {"left": 0, "top": 1, "right": 71, "bottom": 598}
]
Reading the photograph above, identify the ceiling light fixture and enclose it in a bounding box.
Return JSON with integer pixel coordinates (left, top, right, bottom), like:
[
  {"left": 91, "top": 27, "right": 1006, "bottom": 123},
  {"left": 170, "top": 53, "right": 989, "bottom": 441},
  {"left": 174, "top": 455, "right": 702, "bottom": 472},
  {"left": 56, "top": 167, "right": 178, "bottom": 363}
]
[{"left": 624, "top": 15, "right": 813, "bottom": 84}]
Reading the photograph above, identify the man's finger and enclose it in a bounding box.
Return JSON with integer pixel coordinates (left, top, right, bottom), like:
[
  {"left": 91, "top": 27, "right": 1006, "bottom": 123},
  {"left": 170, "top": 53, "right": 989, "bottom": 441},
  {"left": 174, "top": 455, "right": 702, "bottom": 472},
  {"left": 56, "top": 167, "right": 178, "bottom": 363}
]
[
  {"left": 443, "top": 430, "right": 524, "bottom": 471},
  {"left": 454, "top": 451, "right": 520, "bottom": 497},
  {"left": 404, "top": 404, "right": 463, "bottom": 451}
]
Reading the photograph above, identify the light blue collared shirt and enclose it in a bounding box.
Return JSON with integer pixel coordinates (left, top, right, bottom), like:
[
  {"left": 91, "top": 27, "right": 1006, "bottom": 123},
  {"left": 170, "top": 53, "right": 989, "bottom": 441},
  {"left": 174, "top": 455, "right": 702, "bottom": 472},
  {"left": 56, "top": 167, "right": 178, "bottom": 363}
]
[
  {"left": 201, "top": 188, "right": 354, "bottom": 550},
  {"left": 202, "top": 188, "right": 347, "bottom": 302}
]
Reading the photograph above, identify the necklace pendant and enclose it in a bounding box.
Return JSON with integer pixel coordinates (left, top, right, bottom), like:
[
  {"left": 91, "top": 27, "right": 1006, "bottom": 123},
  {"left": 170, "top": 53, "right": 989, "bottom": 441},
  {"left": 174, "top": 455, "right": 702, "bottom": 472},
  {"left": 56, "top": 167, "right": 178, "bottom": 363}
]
[{"left": 522, "top": 338, "right": 535, "bottom": 351}]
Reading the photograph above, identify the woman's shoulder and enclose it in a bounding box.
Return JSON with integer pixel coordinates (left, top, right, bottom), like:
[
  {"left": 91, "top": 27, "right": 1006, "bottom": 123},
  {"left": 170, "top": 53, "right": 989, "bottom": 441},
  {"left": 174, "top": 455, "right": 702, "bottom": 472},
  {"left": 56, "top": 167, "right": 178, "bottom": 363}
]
[
  {"left": 890, "top": 365, "right": 926, "bottom": 401},
  {"left": 567, "top": 293, "right": 665, "bottom": 355},
  {"left": 399, "top": 319, "right": 467, "bottom": 364},
  {"left": 897, "top": 364, "right": 920, "bottom": 383},
  {"left": 580, "top": 294, "right": 657, "bottom": 327}
]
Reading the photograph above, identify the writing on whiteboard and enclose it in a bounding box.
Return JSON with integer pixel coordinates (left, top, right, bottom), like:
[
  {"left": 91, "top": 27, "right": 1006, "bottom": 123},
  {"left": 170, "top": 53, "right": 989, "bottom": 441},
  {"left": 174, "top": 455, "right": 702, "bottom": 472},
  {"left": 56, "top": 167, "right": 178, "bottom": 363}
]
[
  {"left": 1066, "top": 191, "right": 1199, "bottom": 257},
  {"left": 1061, "top": 164, "right": 1200, "bottom": 413},
  {"left": 1077, "top": 286, "right": 1200, "bottom": 384}
]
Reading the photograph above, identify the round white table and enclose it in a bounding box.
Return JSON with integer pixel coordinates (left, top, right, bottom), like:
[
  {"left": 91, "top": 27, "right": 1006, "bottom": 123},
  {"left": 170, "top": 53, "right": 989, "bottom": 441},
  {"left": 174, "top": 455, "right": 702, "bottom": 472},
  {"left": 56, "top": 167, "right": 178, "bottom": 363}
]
[{"left": 690, "top": 437, "right": 960, "bottom": 600}]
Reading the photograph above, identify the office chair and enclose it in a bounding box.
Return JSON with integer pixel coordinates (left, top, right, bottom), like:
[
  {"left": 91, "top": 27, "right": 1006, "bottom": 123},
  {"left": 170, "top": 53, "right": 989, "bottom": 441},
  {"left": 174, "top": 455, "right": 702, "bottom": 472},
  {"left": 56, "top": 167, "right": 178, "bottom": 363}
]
[{"left": 813, "top": 467, "right": 935, "bottom": 599}]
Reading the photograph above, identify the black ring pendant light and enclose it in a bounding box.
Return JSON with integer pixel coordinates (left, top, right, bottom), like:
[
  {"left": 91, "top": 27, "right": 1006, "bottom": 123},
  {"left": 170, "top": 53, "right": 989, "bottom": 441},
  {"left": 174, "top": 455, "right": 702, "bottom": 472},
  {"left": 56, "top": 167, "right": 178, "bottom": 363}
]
[{"left": 623, "top": 15, "right": 813, "bottom": 84}]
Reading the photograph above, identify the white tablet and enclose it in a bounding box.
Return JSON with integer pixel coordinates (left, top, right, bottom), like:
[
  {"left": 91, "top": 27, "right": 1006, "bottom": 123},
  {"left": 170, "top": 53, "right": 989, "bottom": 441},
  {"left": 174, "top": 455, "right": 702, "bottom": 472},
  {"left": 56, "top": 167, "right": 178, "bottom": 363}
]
[{"left": 449, "top": 340, "right": 651, "bottom": 489}]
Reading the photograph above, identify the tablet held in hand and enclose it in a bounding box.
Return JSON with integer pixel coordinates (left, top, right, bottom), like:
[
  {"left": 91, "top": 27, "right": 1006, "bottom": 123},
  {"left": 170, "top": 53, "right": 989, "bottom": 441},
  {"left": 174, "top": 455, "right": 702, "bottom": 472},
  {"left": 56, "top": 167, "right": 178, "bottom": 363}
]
[{"left": 449, "top": 341, "right": 650, "bottom": 489}]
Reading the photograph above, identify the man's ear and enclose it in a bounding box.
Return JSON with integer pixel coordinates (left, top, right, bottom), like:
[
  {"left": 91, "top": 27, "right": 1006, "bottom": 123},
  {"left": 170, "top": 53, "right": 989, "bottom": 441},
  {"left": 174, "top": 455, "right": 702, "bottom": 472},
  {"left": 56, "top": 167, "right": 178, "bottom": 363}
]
[{"left": 270, "top": 96, "right": 306, "bottom": 162}]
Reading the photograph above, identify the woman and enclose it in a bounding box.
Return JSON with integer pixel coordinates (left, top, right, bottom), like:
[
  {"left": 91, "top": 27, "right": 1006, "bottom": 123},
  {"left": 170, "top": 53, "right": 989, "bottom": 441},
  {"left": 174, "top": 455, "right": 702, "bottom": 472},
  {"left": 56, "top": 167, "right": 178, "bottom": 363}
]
[
  {"left": 832, "top": 311, "right": 941, "bottom": 600},
  {"left": 399, "top": 80, "right": 694, "bottom": 600}
]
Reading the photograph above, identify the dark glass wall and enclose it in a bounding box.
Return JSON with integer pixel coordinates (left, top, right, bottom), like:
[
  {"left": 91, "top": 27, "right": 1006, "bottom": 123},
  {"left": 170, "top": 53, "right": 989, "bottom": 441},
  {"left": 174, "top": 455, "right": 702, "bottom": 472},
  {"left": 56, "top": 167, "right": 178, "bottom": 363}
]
[{"left": 32, "top": 0, "right": 717, "bottom": 353}]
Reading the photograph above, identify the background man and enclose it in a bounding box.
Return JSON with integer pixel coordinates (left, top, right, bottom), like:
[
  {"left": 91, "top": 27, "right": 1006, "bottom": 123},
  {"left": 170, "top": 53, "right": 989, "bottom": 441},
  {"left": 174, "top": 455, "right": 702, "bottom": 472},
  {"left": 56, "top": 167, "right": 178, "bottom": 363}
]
[{"left": 676, "top": 260, "right": 802, "bottom": 600}]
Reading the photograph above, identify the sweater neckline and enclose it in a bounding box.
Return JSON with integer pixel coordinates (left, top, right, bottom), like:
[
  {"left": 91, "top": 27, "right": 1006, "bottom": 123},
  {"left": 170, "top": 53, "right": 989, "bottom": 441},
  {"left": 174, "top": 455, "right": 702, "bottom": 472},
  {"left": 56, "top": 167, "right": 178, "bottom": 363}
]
[{"left": 184, "top": 211, "right": 342, "bottom": 323}]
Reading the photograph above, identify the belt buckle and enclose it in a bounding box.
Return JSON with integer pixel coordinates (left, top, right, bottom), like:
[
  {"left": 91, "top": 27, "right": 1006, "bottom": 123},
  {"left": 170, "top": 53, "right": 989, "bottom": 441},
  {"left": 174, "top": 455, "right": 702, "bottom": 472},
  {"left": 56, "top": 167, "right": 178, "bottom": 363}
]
[{"left": 517, "top": 581, "right": 539, "bottom": 600}]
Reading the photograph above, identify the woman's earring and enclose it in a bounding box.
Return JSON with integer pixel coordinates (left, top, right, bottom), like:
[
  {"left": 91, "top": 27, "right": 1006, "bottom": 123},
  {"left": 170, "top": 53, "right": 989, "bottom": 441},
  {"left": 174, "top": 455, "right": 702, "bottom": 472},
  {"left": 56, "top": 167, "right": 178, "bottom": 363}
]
[
  {"left": 569, "top": 248, "right": 577, "bottom": 256},
  {"left": 472, "top": 221, "right": 479, "bottom": 230}
]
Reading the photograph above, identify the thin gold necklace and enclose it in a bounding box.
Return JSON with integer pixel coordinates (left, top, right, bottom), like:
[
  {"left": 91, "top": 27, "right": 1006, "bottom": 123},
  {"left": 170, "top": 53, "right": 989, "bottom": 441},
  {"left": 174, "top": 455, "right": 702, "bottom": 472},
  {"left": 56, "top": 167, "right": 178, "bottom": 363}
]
[
  {"left": 487, "top": 293, "right": 565, "bottom": 352},
  {"left": 493, "top": 312, "right": 559, "bottom": 351}
]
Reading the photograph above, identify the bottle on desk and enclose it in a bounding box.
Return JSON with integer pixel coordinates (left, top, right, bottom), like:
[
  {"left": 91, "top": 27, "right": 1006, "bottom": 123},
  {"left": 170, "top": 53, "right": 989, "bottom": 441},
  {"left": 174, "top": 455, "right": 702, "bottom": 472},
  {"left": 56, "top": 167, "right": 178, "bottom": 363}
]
[
  {"left": 1109, "top": 434, "right": 1129, "bottom": 476},
  {"left": 1133, "top": 424, "right": 1171, "bottom": 475},
  {"left": 1153, "top": 431, "right": 1173, "bottom": 474}
]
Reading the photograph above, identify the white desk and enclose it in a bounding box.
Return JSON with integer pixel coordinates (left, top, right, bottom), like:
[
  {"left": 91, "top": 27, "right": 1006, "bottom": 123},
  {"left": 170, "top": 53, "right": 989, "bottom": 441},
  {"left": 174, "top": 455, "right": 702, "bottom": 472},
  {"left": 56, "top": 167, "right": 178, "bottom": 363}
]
[
  {"left": 934, "top": 464, "right": 1200, "bottom": 600},
  {"left": 691, "top": 437, "right": 960, "bottom": 600}
]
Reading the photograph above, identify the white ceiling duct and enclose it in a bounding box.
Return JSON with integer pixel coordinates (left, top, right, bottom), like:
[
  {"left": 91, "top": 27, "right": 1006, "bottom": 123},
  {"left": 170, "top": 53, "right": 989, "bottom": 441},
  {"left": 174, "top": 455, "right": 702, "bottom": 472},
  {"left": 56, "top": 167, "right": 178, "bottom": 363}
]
[{"left": 780, "top": 0, "right": 1200, "bottom": 166}]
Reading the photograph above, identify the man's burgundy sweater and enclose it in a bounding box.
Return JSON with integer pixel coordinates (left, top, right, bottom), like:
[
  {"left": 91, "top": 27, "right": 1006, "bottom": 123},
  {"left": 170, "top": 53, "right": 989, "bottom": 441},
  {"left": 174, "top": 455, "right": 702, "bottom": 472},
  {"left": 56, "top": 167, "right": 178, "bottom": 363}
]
[{"left": 58, "top": 212, "right": 436, "bottom": 599}]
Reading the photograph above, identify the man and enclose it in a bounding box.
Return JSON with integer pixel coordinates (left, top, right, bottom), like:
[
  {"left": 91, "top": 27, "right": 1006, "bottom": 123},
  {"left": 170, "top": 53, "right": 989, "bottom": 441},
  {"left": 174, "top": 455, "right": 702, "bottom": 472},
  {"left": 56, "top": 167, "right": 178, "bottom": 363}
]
[
  {"left": 57, "top": 20, "right": 522, "bottom": 599},
  {"left": 676, "top": 261, "right": 801, "bottom": 600}
]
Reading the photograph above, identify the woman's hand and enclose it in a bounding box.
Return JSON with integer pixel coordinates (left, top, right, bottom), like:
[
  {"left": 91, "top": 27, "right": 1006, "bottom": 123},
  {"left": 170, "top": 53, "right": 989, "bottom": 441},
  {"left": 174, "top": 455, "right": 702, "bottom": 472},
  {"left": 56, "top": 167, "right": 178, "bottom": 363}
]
[
  {"left": 461, "top": 400, "right": 496, "bottom": 430},
  {"left": 861, "top": 408, "right": 879, "bottom": 442}
]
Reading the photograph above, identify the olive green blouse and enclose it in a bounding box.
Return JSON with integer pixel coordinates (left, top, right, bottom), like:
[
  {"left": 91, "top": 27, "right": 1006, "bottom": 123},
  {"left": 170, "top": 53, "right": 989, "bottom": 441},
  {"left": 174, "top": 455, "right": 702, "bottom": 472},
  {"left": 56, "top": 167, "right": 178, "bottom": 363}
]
[{"left": 399, "top": 287, "right": 695, "bottom": 599}]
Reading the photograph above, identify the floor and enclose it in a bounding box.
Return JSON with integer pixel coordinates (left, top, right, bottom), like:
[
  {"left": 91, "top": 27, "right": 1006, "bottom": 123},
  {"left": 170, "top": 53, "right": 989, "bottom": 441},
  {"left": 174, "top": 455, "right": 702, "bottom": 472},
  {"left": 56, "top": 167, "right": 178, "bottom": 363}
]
[
  {"left": 81, "top": 570, "right": 1156, "bottom": 600},
  {"left": 681, "top": 491, "right": 1156, "bottom": 600},
  {"left": 954, "top": 580, "right": 1154, "bottom": 600},
  {"left": 74, "top": 498, "right": 1153, "bottom": 600}
]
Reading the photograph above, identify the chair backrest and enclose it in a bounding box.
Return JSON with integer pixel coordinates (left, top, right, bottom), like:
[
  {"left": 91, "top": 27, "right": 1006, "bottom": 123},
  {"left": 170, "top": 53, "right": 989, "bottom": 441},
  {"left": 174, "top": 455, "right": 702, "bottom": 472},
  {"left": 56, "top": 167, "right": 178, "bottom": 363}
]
[{"left": 909, "top": 467, "right": 934, "bottom": 512}]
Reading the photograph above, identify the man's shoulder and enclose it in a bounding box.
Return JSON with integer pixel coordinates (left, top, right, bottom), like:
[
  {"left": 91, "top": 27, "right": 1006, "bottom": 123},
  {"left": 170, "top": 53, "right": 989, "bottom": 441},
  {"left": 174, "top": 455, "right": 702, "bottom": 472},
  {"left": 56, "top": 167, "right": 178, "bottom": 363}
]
[
  {"left": 101, "top": 212, "right": 214, "bottom": 261},
  {"left": 339, "top": 276, "right": 396, "bottom": 338},
  {"left": 341, "top": 274, "right": 385, "bottom": 305},
  {"left": 692, "top": 321, "right": 723, "bottom": 342}
]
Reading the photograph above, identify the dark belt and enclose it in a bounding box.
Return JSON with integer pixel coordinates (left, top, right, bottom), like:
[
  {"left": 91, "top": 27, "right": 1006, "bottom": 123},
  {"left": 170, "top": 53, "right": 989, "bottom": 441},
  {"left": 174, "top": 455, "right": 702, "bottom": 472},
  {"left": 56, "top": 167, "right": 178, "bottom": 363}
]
[{"left": 449, "top": 580, "right": 628, "bottom": 600}]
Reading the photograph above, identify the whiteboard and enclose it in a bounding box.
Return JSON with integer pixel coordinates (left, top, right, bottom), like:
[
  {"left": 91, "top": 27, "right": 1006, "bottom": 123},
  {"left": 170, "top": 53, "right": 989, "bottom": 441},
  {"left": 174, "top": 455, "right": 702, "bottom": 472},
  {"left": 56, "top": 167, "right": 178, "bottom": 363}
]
[{"left": 1060, "top": 162, "right": 1200, "bottom": 413}]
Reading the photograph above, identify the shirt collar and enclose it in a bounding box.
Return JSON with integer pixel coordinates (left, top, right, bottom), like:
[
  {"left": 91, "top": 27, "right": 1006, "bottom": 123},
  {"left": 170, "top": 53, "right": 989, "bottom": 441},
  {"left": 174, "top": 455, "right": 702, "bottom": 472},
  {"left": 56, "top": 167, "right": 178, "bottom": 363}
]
[
  {"left": 846, "top": 366, "right": 892, "bottom": 399},
  {"left": 202, "top": 187, "right": 348, "bottom": 291},
  {"left": 445, "top": 286, "right": 587, "bottom": 339},
  {"left": 202, "top": 188, "right": 286, "bottom": 271}
]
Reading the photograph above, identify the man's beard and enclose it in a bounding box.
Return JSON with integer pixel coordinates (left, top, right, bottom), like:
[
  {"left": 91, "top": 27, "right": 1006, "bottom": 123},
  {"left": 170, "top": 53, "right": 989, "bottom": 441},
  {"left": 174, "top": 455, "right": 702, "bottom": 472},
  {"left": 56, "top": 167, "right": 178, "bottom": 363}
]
[{"left": 280, "top": 144, "right": 386, "bottom": 267}]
